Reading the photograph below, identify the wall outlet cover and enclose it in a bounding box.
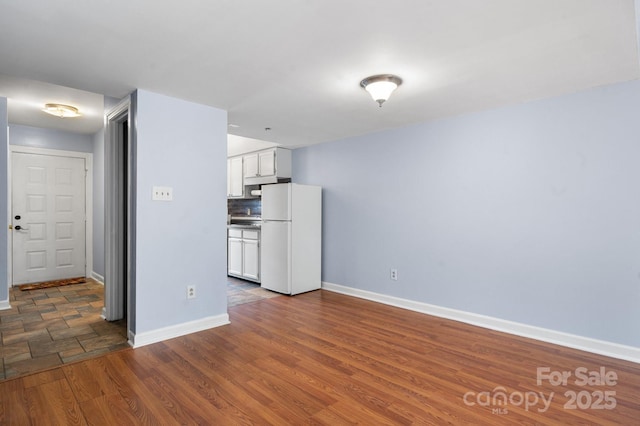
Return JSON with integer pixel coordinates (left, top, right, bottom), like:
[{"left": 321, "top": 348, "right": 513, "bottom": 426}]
[{"left": 153, "top": 186, "right": 173, "bottom": 201}]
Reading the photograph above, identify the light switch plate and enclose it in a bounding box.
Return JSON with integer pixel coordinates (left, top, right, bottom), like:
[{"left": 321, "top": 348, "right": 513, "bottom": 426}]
[{"left": 152, "top": 186, "right": 173, "bottom": 201}]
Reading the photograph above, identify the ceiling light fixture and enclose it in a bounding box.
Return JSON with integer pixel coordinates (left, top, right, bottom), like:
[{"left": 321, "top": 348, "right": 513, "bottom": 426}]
[
  {"left": 360, "top": 74, "right": 402, "bottom": 107},
  {"left": 42, "top": 103, "right": 82, "bottom": 118}
]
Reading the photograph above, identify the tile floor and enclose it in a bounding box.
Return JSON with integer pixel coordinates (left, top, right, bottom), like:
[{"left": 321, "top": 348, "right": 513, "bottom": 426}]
[
  {"left": 1, "top": 277, "right": 280, "bottom": 381},
  {"left": 226, "top": 276, "right": 282, "bottom": 307},
  {"left": 0, "top": 279, "right": 128, "bottom": 381}
]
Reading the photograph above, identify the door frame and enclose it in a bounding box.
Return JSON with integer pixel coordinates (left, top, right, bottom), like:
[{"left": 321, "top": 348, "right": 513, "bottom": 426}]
[
  {"left": 104, "top": 96, "right": 135, "bottom": 335},
  {"left": 8, "top": 146, "right": 93, "bottom": 287}
]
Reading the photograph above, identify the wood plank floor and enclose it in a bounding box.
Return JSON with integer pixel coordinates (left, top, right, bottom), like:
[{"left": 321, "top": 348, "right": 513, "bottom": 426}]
[{"left": 0, "top": 289, "right": 638, "bottom": 425}]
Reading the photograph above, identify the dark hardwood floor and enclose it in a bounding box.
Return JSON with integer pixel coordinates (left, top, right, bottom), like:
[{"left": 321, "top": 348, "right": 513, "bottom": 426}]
[{"left": 1, "top": 289, "right": 638, "bottom": 424}]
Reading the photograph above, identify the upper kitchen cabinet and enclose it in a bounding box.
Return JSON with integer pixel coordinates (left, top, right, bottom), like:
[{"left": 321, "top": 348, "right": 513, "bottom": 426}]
[
  {"left": 243, "top": 148, "right": 291, "bottom": 186},
  {"left": 243, "top": 151, "right": 259, "bottom": 178},
  {"left": 243, "top": 147, "right": 291, "bottom": 185},
  {"left": 227, "top": 156, "right": 244, "bottom": 198},
  {"left": 228, "top": 147, "right": 292, "bottom": 198},
  {"left": 245, "top": 150, "right": 276, "bottom": 178}
]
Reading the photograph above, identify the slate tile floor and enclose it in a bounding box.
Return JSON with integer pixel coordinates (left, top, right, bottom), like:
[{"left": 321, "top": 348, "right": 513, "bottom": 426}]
[
  {"left": 0, "top": 279, "right": 128, "bottom": 380},
  {"left": 226, "top": 276, "right": 282, "bottom": 307},
  {"left": 0, "top": 277, "right": 279, "bottom": 381}
]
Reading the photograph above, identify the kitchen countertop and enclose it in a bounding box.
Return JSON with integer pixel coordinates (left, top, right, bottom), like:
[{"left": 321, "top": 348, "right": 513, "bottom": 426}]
[{"left": 228, "top": 223, "right": 261, "bottom": 229}]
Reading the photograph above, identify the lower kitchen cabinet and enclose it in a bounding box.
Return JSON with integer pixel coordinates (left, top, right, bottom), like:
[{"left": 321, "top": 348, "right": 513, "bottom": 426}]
[
  {"left": 227, "top": 237, "right": 243, "bottom": 276},
  {"left": 227, "top": 228, "right": 260, "bottom": 282},
  {"left": 242, "top": 239, "right": 260, "bottom": 280}
]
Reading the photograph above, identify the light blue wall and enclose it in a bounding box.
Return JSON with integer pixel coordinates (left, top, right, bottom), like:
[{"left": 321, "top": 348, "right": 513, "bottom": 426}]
[
  {"left": 133, "top": 90, "right": 227, "bottom": 333},
  {"left": 293, "top": 79, "right": 640, "bottom": 348},
  {"left": 92, "top": 127, "right": 105, "bottom": 278},
  {"left": 9, "top": 124, "right": 93, "bottom": 152},
  {"left": 0, "top": 98, "right": 8, "bottom": 304}
]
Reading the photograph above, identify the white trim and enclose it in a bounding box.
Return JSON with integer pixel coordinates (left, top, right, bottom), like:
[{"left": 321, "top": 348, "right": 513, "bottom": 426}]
[
  {"left": 8, "top": 145, "right": 94, "bottom": 285},
  {"left": 0, "top": 299, "right": 10, "bottom": 310},
  {"left": 129, "top": 314, "right": 230, "bottom": 348},
  {"left": 6, "top": 127, "right": 11, "bottom": 299},
  {"left": 104, "top": 97, "right": 131, "bottom": 323},
  {"left": 91, "top": 271, "right": 105, "bottom": 285},
  {"left": 322, "top": 281, "right": 640, "bottom": 364},
  {"left": 8, "top": 145, "right": 89, "bottom": 158}
]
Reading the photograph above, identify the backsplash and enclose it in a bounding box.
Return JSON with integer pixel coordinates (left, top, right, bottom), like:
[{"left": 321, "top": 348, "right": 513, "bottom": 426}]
[{"left": 228, "top": 198, "right": 262, "bottom": 216}]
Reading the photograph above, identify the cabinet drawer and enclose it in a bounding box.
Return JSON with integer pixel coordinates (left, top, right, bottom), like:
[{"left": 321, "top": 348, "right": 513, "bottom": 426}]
[
  {"left": 228, "top": 229, "right": 243, "bottom": 238},
  {"left": 242, "top": 230, "right": 260, "bottom": 240}
]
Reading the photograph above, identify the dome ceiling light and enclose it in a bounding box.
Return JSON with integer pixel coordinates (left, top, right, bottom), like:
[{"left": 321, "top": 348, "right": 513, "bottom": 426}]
[
  {"left": 360, "top": 74, "right": 402, "bottom": 107},
  {"left": 42, "top": 103, "right": 82, "bottom": 118}
]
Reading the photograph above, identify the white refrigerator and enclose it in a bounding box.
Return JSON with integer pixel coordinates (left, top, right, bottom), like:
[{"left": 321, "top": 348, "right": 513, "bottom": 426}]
[{"left": 261, "top": 183, "right": 322, "bottom": 295}]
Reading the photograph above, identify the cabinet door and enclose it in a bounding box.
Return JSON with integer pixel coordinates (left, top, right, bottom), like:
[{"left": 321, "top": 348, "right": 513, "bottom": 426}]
[
  {"left": 227, "top": 159, "right": 231, "bottom": 197},
  {"left": 228, "top": 157, "right": 244, "bottom": 197},
  {"left": 227, "top": 238, "right": 243, "bottom": 276},
  {"left": 244, "top": 153, "right": 258, "bottom": 177},
  {"left": 243, "top": 239, "right": 260, "bottom": 280},
  {"left": 258, "top": 150, "right": 275, "bottom": 177}
]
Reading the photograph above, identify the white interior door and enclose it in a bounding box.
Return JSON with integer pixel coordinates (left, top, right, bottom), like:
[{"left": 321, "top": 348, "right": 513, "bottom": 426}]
[{"left": 11, "top": 152, "right": 87, "bottom": 285}]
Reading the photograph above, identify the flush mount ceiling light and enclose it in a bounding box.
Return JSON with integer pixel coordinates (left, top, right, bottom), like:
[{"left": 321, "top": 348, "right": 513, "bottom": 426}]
[
  {"left": 360, "top": 74, "right": 402, "bottom": 107},
  {"left": 42, "top": 103, "right": 82, "bottom": 118}
]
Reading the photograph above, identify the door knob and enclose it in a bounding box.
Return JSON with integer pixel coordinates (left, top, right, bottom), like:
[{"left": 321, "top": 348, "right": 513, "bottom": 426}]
[{"left": 14, "top": 225, "right": 28, "bottom": 231}]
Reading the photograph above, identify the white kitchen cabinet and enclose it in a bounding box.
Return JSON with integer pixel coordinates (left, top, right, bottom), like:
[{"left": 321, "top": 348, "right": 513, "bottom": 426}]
[
  {"left": 242, "top": 239, "right": 260, "bottom": 280},
  {"left": 227, "top": 156, "right": 244, "bottom": 198},
  {"left": 229, "top": 148, "right": 292, "bottom": 197},
  {"left": 244, "top": 153, "right": 259, "bottom": 178},
  {"left": 244, "top": 150, "right": 275, "bottom": 178},
  {"left": 227, "top": 237, "right": 243, "bottom": 276},
  {"left": 243, "top": 148, "right": 291, "bottom": 182},
  {"left": 258, "top": 150, "right": 275, "bottom": 177},
  {"left": 227, "top": 228, "right": 260, "bottom": 282}
]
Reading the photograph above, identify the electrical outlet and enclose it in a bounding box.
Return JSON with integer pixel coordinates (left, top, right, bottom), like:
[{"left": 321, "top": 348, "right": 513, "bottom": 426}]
[
  {"left": 390, "top": 268, "right": 398, "bottom": 281},
  {"left": 187, "top": 285, "right": 196, "bottom": 299},
  {"left": 152, "top": 186, "right": 173, "bottom": 201}
]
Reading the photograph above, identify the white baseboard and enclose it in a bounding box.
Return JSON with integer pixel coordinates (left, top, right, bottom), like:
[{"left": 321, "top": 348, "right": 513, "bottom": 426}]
[
  {"left": 91, "top": 271, "right": 105, "bottom": 285},
  {"left": 129, "top": 313, "right": 230, "bottom": 348},
  {"left": 0, "top": 299, "right": 10, "bottom": 310},
  {"left": 322, "top": 281, "right": 640, "bottom": 364}
]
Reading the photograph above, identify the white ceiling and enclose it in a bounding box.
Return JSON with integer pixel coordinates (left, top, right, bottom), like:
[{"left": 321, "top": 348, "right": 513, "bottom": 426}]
[
  {"left": 0, "top": 0, "right": 638, "bottom": 146},
  {"left": 0, "top": 74, "right": 104, "bottom": 134}
]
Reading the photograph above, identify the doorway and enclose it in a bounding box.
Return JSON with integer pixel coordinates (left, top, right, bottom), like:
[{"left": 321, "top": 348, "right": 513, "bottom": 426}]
[
  {"left": 9, "top": 147, "right": 92, "bottom": 286},
  {"left": 104, "top": 98, "right": 134, "bottom": 338}
]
